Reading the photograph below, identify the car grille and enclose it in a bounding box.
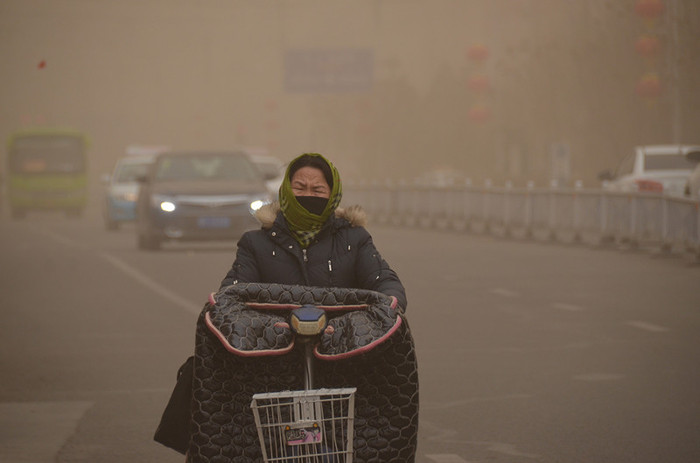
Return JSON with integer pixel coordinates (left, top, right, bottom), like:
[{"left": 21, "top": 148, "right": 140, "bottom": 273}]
[
  {"left": 175, "top": 195, "right": 252, "bottom": 214},
  {"left": 176, "top": 202, "right": 251, "bottom": 214}
]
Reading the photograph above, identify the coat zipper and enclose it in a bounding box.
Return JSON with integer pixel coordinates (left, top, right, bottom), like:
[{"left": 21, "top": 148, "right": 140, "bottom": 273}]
[{"left": 301, "top": 247, "right": 333, "bottom": 274}]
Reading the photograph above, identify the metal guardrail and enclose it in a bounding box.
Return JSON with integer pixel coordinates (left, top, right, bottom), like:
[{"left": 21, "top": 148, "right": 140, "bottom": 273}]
[{"left": 345, "top": 183, "right": 700, "bottom": 258}]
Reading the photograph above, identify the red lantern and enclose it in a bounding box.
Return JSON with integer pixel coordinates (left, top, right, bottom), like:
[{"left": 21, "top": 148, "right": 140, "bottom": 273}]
[
  {"left": 635, "top": 73, "right": 662, "bottom": 99},
  {"left": 467, "top": 75, "right": 491, "bottom": 93},
  {"left": 634, "top": 35, "right": 661, "bottom": 58},
  {"left": 634, "top": 0, "right": 664, "bottom": 21},
  {"left": 468, "top": 105, "right": 491, "bottom": 123},
  {"left": 467, "top": 44, "right": 490, "bottom": 64}
]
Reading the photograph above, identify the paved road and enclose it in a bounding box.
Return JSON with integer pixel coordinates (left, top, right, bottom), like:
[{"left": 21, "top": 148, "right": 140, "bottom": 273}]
[{"left": 1, "top": 210, "right": 699, "bottom": 463}]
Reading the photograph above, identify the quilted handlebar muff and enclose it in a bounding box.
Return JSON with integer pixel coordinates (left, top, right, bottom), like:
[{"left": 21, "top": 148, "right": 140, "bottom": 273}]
[{"left": 187, "top": 282, "right": 419, "bottom": 463}]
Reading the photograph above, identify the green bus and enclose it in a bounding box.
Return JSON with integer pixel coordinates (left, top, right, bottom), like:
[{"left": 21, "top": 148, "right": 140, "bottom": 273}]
[{"left": 6, "top": 128, "right": 89, "bottom": 218}]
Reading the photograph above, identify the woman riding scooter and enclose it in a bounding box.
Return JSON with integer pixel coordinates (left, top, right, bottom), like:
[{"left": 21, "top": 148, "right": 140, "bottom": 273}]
[
  {"left": 160, "top": 153, "right": 419, "bottom": 462},
  {"left": 219, "top": 152, "right": 407, "bottom": 310}
]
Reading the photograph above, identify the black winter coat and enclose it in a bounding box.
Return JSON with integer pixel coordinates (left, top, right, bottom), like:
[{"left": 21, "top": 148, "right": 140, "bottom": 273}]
[{"left": 220, "top": 204, "right": 407, "bottom": 309}]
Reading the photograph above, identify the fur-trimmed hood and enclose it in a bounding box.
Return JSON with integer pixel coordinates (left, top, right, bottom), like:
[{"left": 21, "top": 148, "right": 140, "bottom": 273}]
[{"left": 255, "top": 202, "right": 367, "bottom": 229}]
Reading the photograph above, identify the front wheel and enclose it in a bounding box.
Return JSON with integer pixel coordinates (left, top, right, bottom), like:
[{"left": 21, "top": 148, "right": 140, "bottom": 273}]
[
  {"left": 11, "top": 208, "right": 26, "bottom": 220},
  {"left": 138, "top": 232, "right": 161, "bottom": 251},
  {"left": 105, "top": 218, "right": 120, "bottom": 231},
  {"left": 65, "top": 209, "right": 83, "bottom": 219}
]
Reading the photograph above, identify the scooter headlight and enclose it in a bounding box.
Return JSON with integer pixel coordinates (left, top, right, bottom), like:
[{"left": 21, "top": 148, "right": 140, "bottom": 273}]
[
  {"left": 290, "top": 305, "right": 327, "bottom": 336},
  {"left": 160, "top": 201, "right": 176, "bottom": 212}
]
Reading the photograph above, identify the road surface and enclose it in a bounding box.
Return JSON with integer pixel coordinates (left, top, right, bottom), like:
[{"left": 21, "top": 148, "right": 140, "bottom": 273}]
[{"left": 1, "top": 210, "right": 699, "bottom": 463}]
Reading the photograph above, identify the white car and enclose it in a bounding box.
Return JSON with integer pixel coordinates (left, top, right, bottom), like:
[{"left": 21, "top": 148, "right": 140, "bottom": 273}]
[
  {"left": 599, "top": 145, "right": 700, "bottom": 196},
  {"left": 684, "top": 149, "right": 700, "bottom": 199},
  {"left": 101, "top": 145, "right": 169, "bottom": 230},
  {"left": 249, "top": 154, "right": 286, "bottom": 198}
]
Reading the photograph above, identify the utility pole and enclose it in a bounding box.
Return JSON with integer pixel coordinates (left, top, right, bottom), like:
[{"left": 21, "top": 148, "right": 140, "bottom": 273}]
[{"left": 668, "top": 0, "right": 682, "bottom": 143}]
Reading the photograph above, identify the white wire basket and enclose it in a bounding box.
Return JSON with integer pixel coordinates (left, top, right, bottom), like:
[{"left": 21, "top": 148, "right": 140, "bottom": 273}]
[{"left": 251, "top": 387, "right": 357, "bottom": 463}]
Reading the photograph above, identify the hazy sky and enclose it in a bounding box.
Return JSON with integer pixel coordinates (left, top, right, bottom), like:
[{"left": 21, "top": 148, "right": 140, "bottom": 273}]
[{"left": 2, "top": 0, "right": 697, "bottom": 185}]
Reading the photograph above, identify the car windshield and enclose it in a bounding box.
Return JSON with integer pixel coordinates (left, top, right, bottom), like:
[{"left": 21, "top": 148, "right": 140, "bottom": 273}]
[
  {"left": 154, "top": 154, "right": 260, "bottom": 181},
  {"left": 644, "top": 153, "right": 694, "bottom": 171},
  {"left": 256, "top": 162, "right": 281, "bottom": 177},
  {"left": 114, "top": 161, "right": 151, "bottom": 182},
  {"left": 10, "top": 136, "right": 85, "bottom": 174}
]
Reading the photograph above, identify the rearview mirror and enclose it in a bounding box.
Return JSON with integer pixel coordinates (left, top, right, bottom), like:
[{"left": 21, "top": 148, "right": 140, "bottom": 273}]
[
  {"left": 135, "top": 174, "right": 150, "bottom": 184},
  {"left": 597, "top": 169, "right": 614, "bottom": 181}
]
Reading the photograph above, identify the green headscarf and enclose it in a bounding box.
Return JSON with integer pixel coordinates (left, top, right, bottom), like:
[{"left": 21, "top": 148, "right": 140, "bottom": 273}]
[{"left": 279, "top": 153, "right": 343, "bottom": 248}]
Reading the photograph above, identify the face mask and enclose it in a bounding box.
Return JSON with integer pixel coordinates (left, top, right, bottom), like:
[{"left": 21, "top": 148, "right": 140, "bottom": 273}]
[{"left": 295, "top": 196, "right": 329, "bottom": 215}]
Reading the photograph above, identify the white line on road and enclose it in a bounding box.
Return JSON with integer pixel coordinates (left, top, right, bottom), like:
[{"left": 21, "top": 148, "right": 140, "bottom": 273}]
[
  {"left": 489, "top": 288, "right": 519, "bottom": 297},
  {"left": 551, "top": 302, "right": 584, "bottom": 311},
  {"left": 421, "top": 393, "right": 531, "bottom": 411},
  {"left": 573, "top": 373, "right": 625, "bottom": 382},
  {"left": 426, "top": 455, "right": 470, "bottom": 463},
  {"left": 45, "top": 387, "right": 172, "bottom": 397},
  {"left": 422, "top": 420, "right": 541, "bottom": 458},
  {"left": 626, "top": 320, "right": 670, "bottom": 333},
  {"left": 0, "top": 401, "right": 93, "bottom": 463},
  {"left": 99, "top": 252, "right": 203, "bottom": 315},
  {"left": 32, "top": 227, "right": 92, "bottom": 250},
  {"left": 28, "top": 226, "right": 203, "bottom": 314}
]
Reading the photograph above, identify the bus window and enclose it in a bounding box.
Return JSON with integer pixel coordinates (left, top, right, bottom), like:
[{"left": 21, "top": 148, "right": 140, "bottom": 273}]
[{"left": 10, "top": 136, "right": 85, "bottom": 174}]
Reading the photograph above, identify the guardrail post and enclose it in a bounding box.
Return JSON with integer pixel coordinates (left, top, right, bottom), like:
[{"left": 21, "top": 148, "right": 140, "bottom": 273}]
[
  {"left": 598, "top": 191, "right": 615, "bottom": 246},
  {"left": 627, "top": 195, "right": 639, "bottom": 249},
  {"left": 482, "top": 179, "right": 492, "bottom": 234},
  {"left": 391, "top": 180, "right": 404, "bottom": 227},
  {"left": 426, "top": 187, "right": 436, "bottom": 229},
  {"left": 659, "top": 197, "right": 672, "bottom": 254},
  {"left": 503, "top": 181, "right": 512, "bottom": 238},
  {"left": 522, "top": 181, "right": 534, "bottom": 239},
  {"left": 547, "top": 180, "right": 558, "bottom": 242},
  {"left": 458, "top": 178, "right": 472, "bottom": 232},
  {"left": 417, "top": 184, "right": 430, "bottom": 229},
  {"left": 407, "top": 182, "right": 418, "bottom": 227},
  {"left": 572, "top": 181, "right": 583, "bottom": 243},
  {"left": 436, "top": 186, "right": 450, "bottom": 231}
]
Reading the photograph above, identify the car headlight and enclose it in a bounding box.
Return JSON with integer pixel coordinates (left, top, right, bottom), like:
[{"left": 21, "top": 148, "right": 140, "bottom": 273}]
[
  {"left": 249, "top": 195, "right": 272, "bottom": 213},
  {"left": 250, "top": 199, "right": 265, "bottom": 211},
  {"left": 160, "top": 201, "right": 176, "bottom": 212},
  {"left": 152, "top": 195, "right": 177, "bottom": 212}
]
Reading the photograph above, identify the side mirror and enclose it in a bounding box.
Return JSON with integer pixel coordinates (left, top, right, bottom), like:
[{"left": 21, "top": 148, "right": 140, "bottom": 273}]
[
  {"left": 597, "top": 170, "right": 614, "bottom": 181},
  {"left": 686, "top": 150, "right": 700, "bottom": 163}
]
